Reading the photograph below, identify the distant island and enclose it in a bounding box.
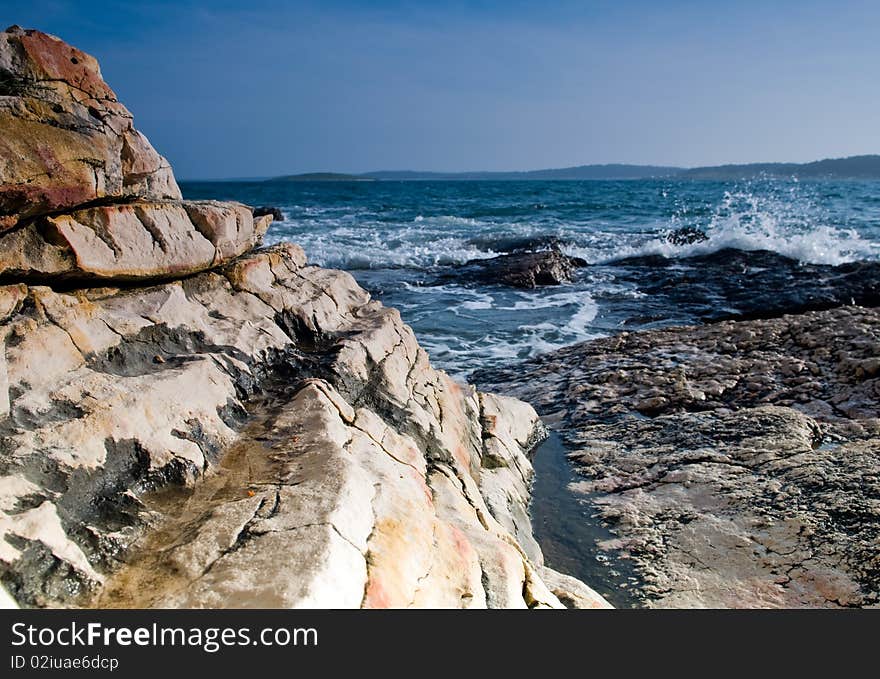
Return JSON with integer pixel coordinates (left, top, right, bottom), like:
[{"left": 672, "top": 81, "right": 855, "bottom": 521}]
[
  {"left": 264, "top": 155, "right": 880, "bottom": 182},
  {"left": 360, "top": 164, "right": 681, "bottom": 181},
  {"left": 270, "top": 172, "right": 376, "bottom": 182},
  {"left": 678, "top": 155, "right": 880, "bottom": 180}
]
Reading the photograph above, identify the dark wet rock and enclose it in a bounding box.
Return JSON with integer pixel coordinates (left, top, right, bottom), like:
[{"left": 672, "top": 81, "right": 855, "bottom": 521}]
[
  {"left": 608, "top": 248, "right": 880, "bottom": 320},
  {"left": 441, "top": 250, "right": 586, "bottom": 289},
  {"left": 478, "top": 305, "right": 880, "bottom": 608},
  {"left": 664, "top": 226, "right": 708, "bottom": 245},
  {"left": 253, "top": 206, "right": 284, "bottom": 221},
  {"left": 465, "top": 234, "right": 570, "bottom": 254}
]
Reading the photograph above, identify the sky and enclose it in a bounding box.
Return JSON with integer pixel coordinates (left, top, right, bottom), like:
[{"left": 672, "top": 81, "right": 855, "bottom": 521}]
[{"left": 4, "top": 0, "right": 880, "bottom": 179}]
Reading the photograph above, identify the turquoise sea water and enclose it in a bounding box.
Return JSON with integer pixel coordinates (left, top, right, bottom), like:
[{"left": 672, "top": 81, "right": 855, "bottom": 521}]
[{"left": 181, "top": 178, "right": 880, "bottom": 379}]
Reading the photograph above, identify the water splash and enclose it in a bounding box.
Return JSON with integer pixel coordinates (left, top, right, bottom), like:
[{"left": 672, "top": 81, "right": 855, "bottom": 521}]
[{"left": 594, "top": 182, "right": 878, "bottom": 265}]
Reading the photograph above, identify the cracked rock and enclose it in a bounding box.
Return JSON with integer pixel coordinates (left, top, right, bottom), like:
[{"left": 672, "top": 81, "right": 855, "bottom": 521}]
[
  {"left": 1, "top": 244, "right": 607, "bottom": 609},
  {"left": 479, "top": 306, "right": 880, "bottom": 608}
]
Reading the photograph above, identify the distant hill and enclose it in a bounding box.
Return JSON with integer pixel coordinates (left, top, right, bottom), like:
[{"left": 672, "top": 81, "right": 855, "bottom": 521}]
[
  {"left": 270, "top": 172, "right": 376, "bottom": 182},
  {"left": 264, "top": 155, "right": 880, "bottom": 183},
  {"left": 363, "top": 164, "right": 681, "bottom": 180},
  {"left": 680, "top": 155, "right": 880, "bottom": 179}
]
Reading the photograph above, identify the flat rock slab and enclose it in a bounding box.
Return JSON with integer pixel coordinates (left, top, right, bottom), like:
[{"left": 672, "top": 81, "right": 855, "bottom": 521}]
[
  {"left": 478, "top": 306, "right": 880, "bottom": 608},
  {"left": 0, "top": 201, "right": 271, "bottom": 283}
]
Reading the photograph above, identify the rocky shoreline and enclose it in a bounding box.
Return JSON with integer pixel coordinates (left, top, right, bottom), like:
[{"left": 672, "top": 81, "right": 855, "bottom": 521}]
[
  {"left": 0, "top": 27, "right": 608, "bottom": 609},
  {"left": 477, "top": 306, "right": 880, "bottom": 608},
  {"left": 3, "top": 25, "right": 878, "bottom": 612}
]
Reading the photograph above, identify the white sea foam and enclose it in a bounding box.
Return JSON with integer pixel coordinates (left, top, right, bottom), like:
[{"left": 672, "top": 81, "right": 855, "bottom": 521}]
[
  {"left": 179, "top": 167, "right": 880, "bottom": 391},
  {"left": 562, "top": 296, "right": 600, "bottom": 336},
  {"left": 392, "top": 283, "right": 601, "bottom": 378},
  {"left": 582, "top": 189, "right": 878, "bottom": 266},
  {"left": 460, "top": 292, "right": 495, "bottom": 310},
  {"left": 269, "top": 224, "right": 494, "bottom": 269},
  {"left": 500, "top": 290, "right": 595, "bottom": 313},
  {"left": 413, "top": 214, "right": 483, "bottom": 227}
]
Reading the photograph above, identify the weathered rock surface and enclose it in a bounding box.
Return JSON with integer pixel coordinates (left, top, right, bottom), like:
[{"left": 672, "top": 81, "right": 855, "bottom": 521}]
[
  {"left": 440, "top": 250, "right": 586, "bottom": 289},
  {"left": 0, "top": 201, "right": 271, "bottom": 282},
  {"left": 478, "top": 306, "right": 880, "bottom": 608},
  {"left": 0, "top": 26, "right": 610, "bottom": 610},
  {"left": 0, "top": 26, "right": 267, "bottom": 283},
  {"left": 0, "top": 243, "right": 609, "bottom": 609},
  {"left": 0, "top": 26, "right": 180, "bottom": 227}
]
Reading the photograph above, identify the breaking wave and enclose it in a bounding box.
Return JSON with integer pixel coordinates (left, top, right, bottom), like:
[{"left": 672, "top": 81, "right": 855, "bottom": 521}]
[{"left": 591, "top": 189, "right": 878, "bottom": 266}]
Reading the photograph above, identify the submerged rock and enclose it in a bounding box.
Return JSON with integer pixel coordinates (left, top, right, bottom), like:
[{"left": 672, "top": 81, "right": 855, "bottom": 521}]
[
  {"left": 253, "top": 206, "right": 285, "bottom": 221},
  {"left": 664, "top": 226, "right": 708, "bottom": 245},
  {"left": 442, "top": 250, "right": 586, "bottom": 289},
  {"left": 465, "top": 234, "right": 570, "bottom": 254},
  {"left": 478, "top": 306, "right": 880, "bottom": 608}
]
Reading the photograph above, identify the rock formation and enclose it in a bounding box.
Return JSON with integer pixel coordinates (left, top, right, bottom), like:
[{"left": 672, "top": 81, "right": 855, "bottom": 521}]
[
  {"left": 0, "top": 26, "right": 179, "bottom": 228},
  {"left": 0, "top": 25, "right": 269, "bottom": 283},
  {"left": 0, "top": 27, "right": 608, "bottom": 610},
  {"left": 0, "top": 200, "right": 270, "bottom": 282},
  {"left": 609, "top": 248, "right": 880, "bottom": 322},
  {"left": 253, "top": 206, "right": 285, "bottom": 222},
  {"left": 478, "top": 306, "right": 880, "bottom": 608},
  {"left": 439, "top": 250, "right": 585, "bottom": 289}
]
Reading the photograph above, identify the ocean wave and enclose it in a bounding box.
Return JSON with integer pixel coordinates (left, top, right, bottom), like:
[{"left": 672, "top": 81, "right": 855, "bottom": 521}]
[
  {"left": 267, "top": 225, "right": 496, "bottom": 270},
  {"left": 592, "top": 224, "right": 875, "bottom": 267},
  {"left": 197, "top": 178, "right": 880, "bottom": 381},
  {"left": 585, "top": 189, "right": 878, "bottom": 266},
  {"left": 268, "top": 185, "right": 878, "bottom": 273},
  {"left": 413, "top": 214, "right": 484, "bottom": 227}
]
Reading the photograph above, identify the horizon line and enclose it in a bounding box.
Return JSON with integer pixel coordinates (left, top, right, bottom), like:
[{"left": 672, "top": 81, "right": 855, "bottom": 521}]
[{"left": 176, "top": 153, "right": 880, "bottom": 183}]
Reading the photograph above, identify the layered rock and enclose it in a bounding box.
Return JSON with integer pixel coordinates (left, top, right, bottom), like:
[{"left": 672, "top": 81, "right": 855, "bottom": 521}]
[
  {"left": 0, "top": 26, "right": 266, "bottom": 283},
  {"left": 0, "top": 201, "right": 270, "bottom": 282},
  {"left": 478, "top": 306, "right": 880, "bottom": 608}
]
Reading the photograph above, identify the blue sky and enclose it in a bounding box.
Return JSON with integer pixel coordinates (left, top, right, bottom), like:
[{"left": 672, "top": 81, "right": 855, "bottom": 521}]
[{"left": 4, "top": 0, "right": 879, "bottom": 178}]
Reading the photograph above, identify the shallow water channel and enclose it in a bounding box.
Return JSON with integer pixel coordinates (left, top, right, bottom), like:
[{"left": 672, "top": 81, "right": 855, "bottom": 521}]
[{"left": 529, "top": 432, "right": 640, "bottom": 608}]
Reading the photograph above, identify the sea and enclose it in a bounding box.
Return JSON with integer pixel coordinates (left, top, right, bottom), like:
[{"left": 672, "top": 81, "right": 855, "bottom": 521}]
[{"left": 181, "top": 177, "right": 880, "bottom": 381}]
